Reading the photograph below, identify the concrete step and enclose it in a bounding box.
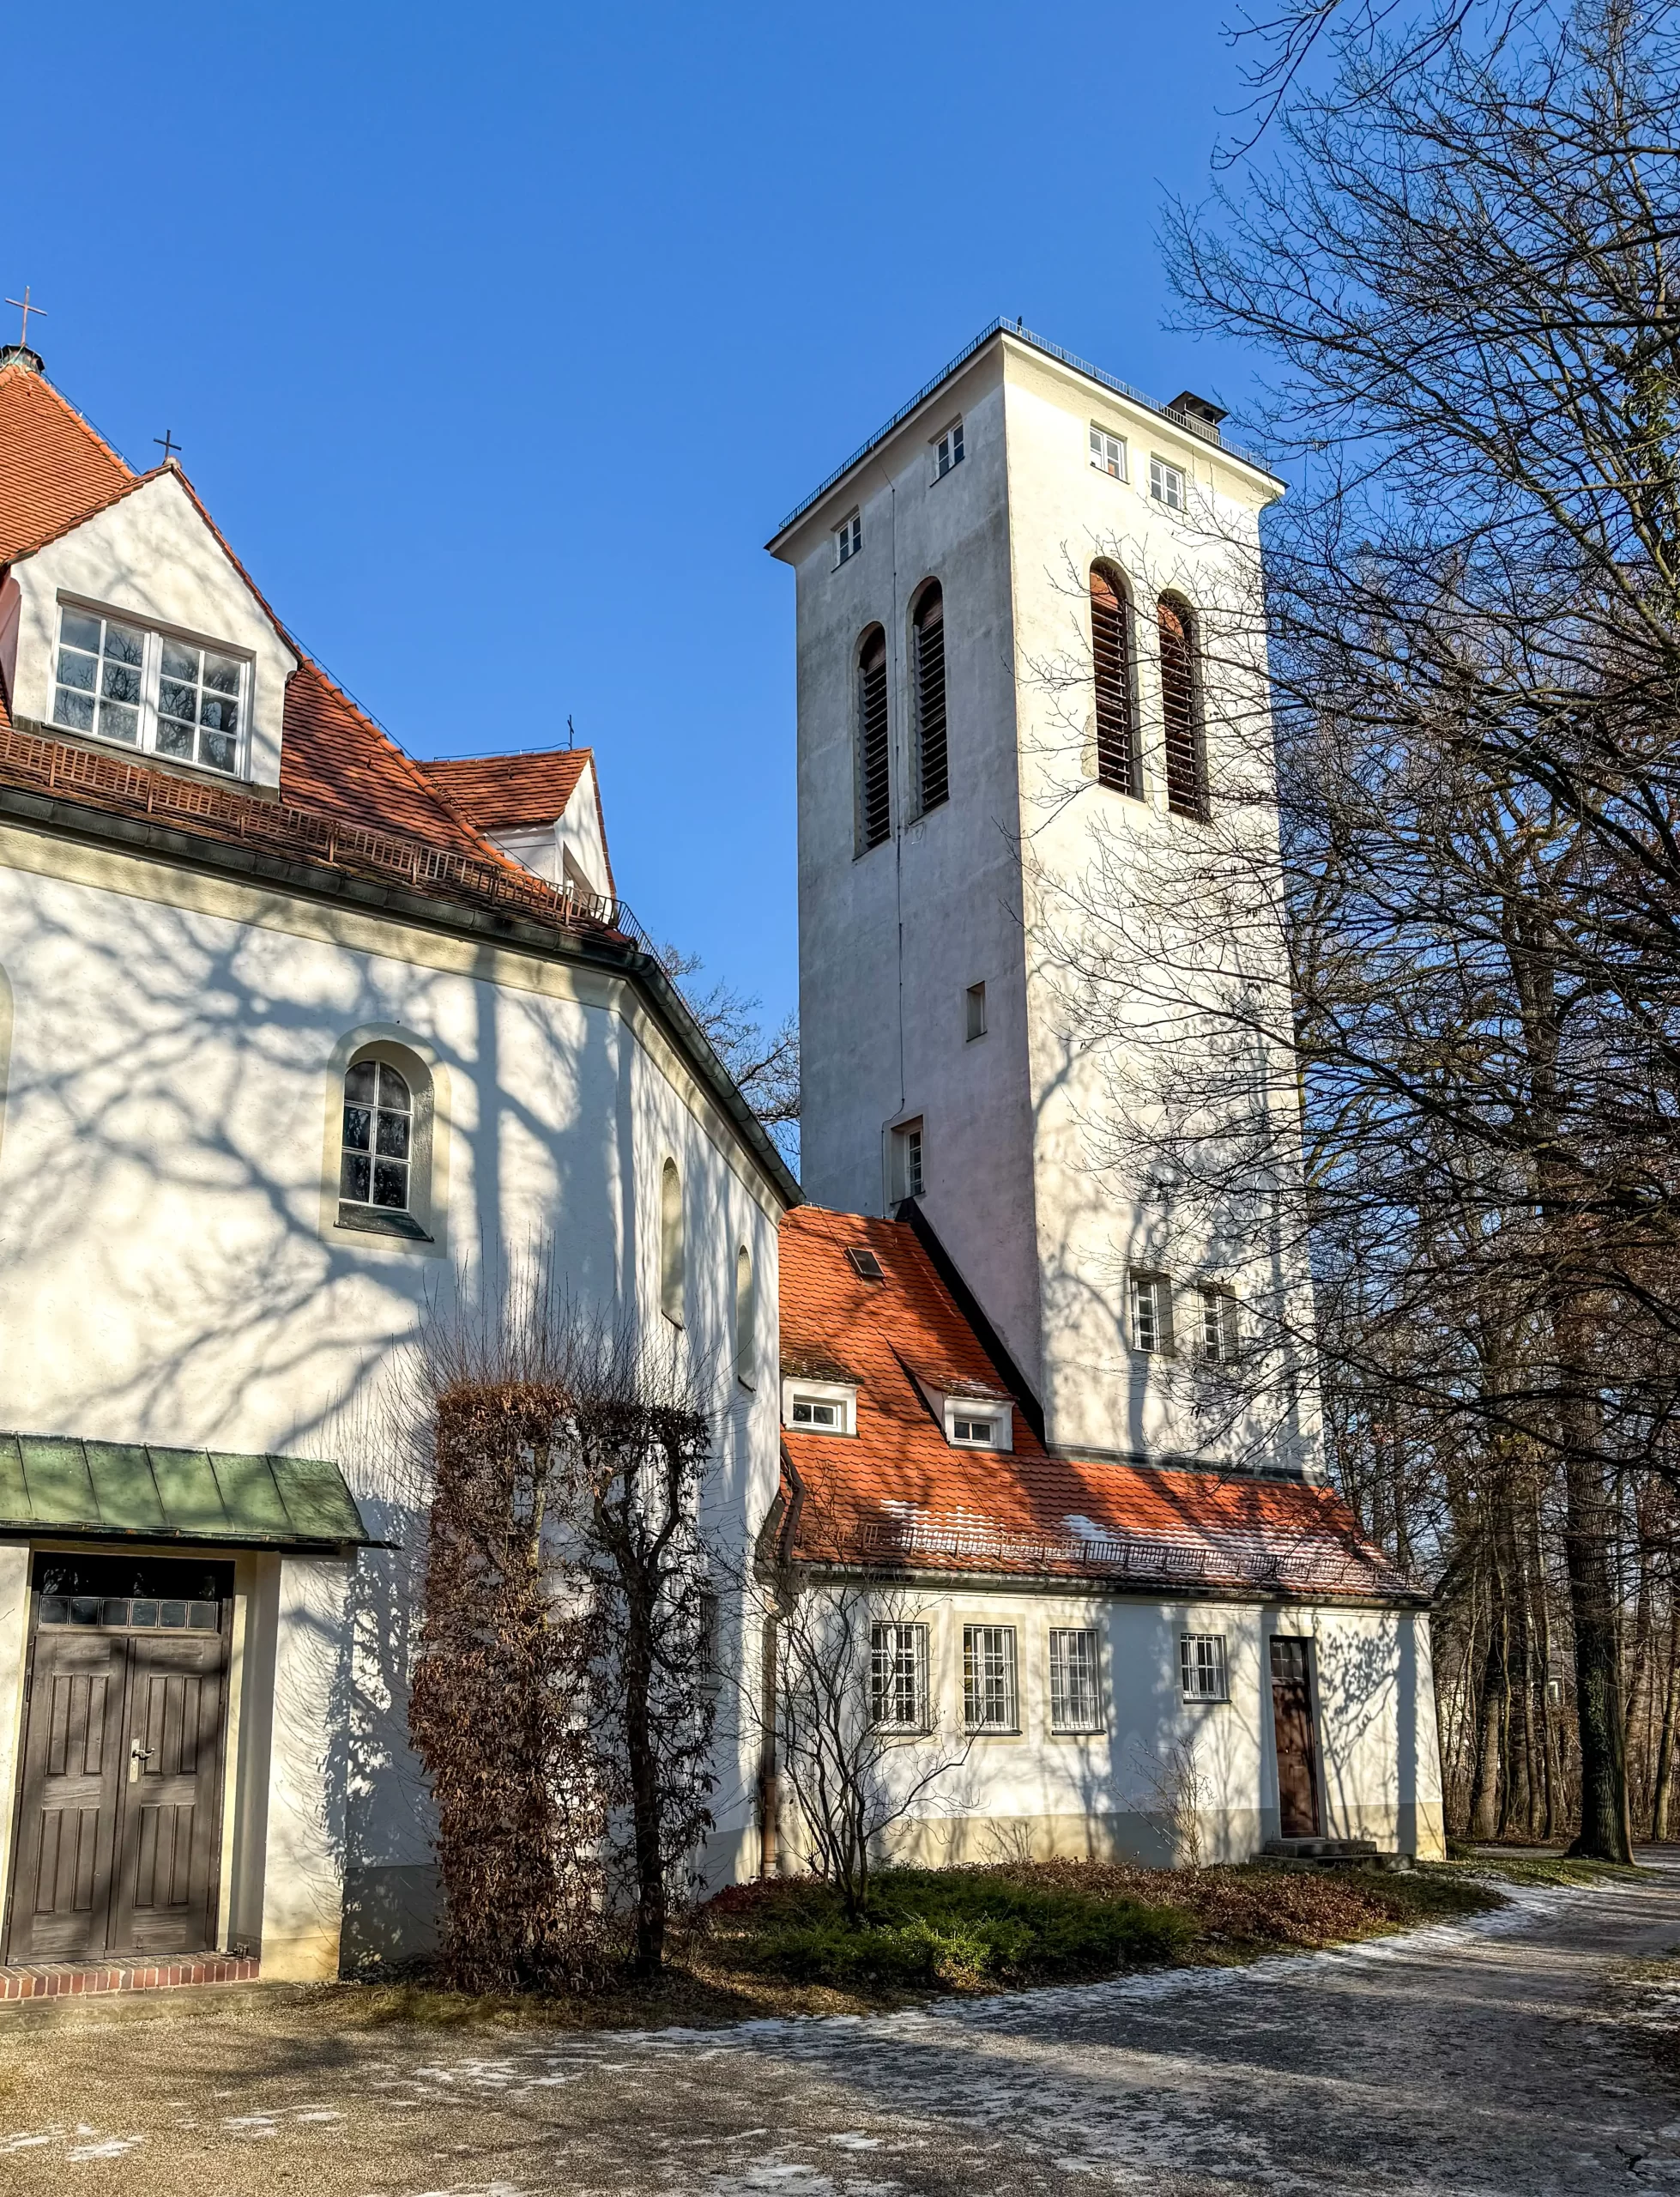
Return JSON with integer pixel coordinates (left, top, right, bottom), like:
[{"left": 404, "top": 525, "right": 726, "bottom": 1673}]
[{"left": 1262, "top": 1837, "right": 1384, "bottom": 1864}]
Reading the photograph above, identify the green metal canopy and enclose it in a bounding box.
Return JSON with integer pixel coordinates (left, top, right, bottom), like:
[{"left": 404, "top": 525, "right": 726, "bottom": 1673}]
[{"left": 0, "top": 1434, "right": 372, "bottom": 1550}]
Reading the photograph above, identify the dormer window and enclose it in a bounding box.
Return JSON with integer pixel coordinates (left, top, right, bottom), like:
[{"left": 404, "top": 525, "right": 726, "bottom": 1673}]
[
  {"left": 782, "top": 1377, "right": 856, "bottom": 1436},
  {"left": 53, "top": 604, "right": 246, "bottom": 775},
  {"left": 951, "top": 1413, "right": 999, "bottom": 1447}
]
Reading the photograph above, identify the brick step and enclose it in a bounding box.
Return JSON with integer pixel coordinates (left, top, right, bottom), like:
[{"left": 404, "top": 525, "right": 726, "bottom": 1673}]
[{"left": 0, "top": 1952, "right": 259, "bottom": 2002}]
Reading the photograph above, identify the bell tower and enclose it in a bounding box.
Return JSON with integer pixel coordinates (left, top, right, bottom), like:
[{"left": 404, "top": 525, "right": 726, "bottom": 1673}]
[{"left": 770, "top": 322, "right": 1316, "bottom": 1472}]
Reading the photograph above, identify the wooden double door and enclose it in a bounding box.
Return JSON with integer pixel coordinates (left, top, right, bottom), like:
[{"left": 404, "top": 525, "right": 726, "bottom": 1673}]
[{"left": 7, "top": 1563, "right": 230, "bottom": 1964}]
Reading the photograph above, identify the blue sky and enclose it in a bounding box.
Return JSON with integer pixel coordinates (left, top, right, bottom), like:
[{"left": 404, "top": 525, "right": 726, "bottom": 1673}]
[{"left": 4, "top": 2, "right": 1264, "bottom": 1031}]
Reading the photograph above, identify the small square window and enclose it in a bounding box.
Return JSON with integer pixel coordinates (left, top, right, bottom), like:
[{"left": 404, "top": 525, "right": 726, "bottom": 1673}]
[
  {"left": 1150, "top": 456, "right": 1186, "bottom": 511},
  {"left": 1200, "top": 1285, "right": 1240, "bottom": 1363},
  {"left": 1090, "top": 425, "right": 1127, "bottom": 480},
  {"left": 846, "top": 1245, "right": 885, "bottom": 1281},
  {"left": 1131, "top": 1272, "right": 1173, "bottom": 1356},
  {"left": 934, "top": 420, "right": 965, "bottom": 480},
  {"left": 836, "top": 511, "right": 861, "bottom": 565},
  {"left": 1181, "top": 1632, "right": 1229, "bottom": 1703},
  {"left": 871, "top": 1621, "right": 929, "bottom": 1730},
  {"left": 964, "top": 1624, "right": 1018, "bottom": 1731},
  {"left": 1049, "top": 1628, "right": 1103, "bottom": 1732},
  {"left": 965, "top": 980, "right": 987, "bottom": 1042}
]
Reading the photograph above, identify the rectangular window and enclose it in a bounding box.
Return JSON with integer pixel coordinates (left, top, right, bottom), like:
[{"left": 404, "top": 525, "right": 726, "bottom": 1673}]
[
  {"left": 964, "top": 1624, "right": 1018, "bottom": 1730},
  {"left": 893, "top": 1120, "right": 924, "bottom": 1201},
  {"left": 934, "top": 420, "right": 964, "bottom": 479},
  {"left": 965, "top": 981, "right": 987, "bottom": 1042},
  {"left": 856, "top": 629, "right": 891, "bottom": 852},
  {"left": 836, "top": 510, "right": 861, "bottom": 566},
  {"left": 697, "top": 1589, "right": 720, "bottom": 1680},
  {"left": 871, "top": 1621, "right": 929, "bottom": 1730},
  {"left": 1201, "top": 1286, "right": 1240, "bottom": 1363},
  {"left": 1049, "top": 1628, "right": 1103, "bottom": 1732},
  {"left": 1090, "top": 425, "right": 1127, "bottom": 479},
  {"left": 951, "top": 1414, "right": 997, "bottom": 1446},
  {"left": 1149, "top": 456, "right": 1186, "bottom": 511},
  {"left": 1181, "top": 1632, "right": 1229, "bottom": 1702},
  {"left": 1132, "top": 1272, "right": 1173, "bottom": 1355},
  {"left": 789, "top": 1395, "right": 843, "bottom": 1430},
  {"left": 52, "top": 606, "right": 246, "bottom": 775}
]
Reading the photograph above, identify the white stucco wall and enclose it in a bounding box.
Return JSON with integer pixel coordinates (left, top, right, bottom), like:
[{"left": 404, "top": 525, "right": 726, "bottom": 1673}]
[
  {"left": 7, "top": 472, "right": 298, "bottom": 789},
  {"left": 0, "top": 818, "right": 787, "bottom": 1968},
  {"left": 773, "top": 1582, "right": 1444, "bottom": 1869},
  {"left": 489, "top": 758, "right": 613, "bottom": 899}
]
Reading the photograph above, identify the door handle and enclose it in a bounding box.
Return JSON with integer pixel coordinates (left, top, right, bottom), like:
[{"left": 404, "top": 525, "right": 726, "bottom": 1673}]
[{"left": 129, "top": 1744, "right": 154, "bottom": 1783}]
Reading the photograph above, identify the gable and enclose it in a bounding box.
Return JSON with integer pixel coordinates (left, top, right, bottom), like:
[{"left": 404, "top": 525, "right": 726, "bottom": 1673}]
[
  {"left": 0, "top": 362, "right": 133, "bottom": 564},
  {"left": 421, "top": 749, "right": 616, "bottom": 897},
  {"left": 7, "top": 469, "right": 298, "bottom": 788}
]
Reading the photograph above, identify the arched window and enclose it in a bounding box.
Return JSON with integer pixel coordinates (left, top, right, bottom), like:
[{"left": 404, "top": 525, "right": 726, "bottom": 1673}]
[
  {"left": 1157, "top": 595, "right": 1206, "bottom": 820},
  {"left": 339, "top": 1055, "right": 432, "bottom": 1240},
  {"left": 856, "top": 626, "right": 891, "bottom": 853},
  {"left": 1090, "top": 565, "right": 1137, "bottom": 796},
  {"left": 911, "top": 582, "right": 948, "bottom": 814},
  {"left": 735, "top": 1245, "right": 755, "bottom": 1386},
  {"left": 660, "top": 1159, "right": 685, "bottom": 1327}
]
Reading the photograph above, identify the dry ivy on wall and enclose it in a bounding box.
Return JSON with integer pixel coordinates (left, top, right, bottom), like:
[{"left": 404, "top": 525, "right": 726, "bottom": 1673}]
[{"left": 406, "top": 1283, "right": 717, "bottom": 1989}]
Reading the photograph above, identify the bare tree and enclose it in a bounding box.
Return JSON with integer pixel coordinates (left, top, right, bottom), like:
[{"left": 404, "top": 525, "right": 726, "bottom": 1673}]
[{"left": 661, "top": 945, "right": 800, "bottom": 1166}]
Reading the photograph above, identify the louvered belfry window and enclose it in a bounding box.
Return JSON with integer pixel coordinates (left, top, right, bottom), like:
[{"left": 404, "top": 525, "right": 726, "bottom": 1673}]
[
  {"left": 1090, "top": 566, "right": 1136, "bottom": 796},
  {"left": 913, "top": 582, "right": 949, "bottom": 813},
  {"left": 1157, "top": 595, "right": 1205, "bottom": 819},
  {"left": 857, "top": 626, "right": 891, "bottom": 851}
]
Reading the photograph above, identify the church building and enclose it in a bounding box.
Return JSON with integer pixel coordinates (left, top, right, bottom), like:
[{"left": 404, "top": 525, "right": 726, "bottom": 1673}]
[{"left": 0, "top": 320, "right": 1441, "bottom": 1993}]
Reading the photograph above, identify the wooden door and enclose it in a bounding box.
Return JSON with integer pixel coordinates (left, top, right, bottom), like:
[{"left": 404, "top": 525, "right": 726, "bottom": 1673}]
[
  {"left": 1270, "top": 1635, "right": 1321, "bottom": 1838},
  {"left": 8, "top": 1628, "right": 127, "bottom": 1961},
  {"left": 108, "top": 1632, "right": 227, "bottom": 1956},
  {"left": 7, "top": 1598, "right": 228, "bottom": 1963}
]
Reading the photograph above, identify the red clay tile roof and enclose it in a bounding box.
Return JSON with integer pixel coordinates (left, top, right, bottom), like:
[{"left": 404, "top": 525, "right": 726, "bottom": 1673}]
[
  {"left": 421, "top": 751, "right": 592, "bottom": 830},
  {"left": 778, "top": 1207, "right": 1417, "bottom": 1602},
  {"left": 0, "top": 361, "right": 137, "bottom": 563}
]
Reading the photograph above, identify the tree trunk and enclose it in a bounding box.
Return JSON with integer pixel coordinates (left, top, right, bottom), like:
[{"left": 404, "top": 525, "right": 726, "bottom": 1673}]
[
  {"left": 1469, "top": 1558, "right": 1508, "bottom": 1841},
  {"left": 1562, "top": 1435, "right": 1634, "bottom": 1862},
  {"left": 1652, "top": 1596, "right": 1680, "bottom": 1842}
]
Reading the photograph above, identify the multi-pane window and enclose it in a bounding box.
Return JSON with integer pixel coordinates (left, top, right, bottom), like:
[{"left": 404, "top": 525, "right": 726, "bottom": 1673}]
[
  {"left": 1090, "top": 566, "right": 1137, "bottom": 796},
  {"left": 52, "top": 606, "right": 245, "bottom": 774},
  {"left": 896, "top": 1120, "right": 925, "bottom": 1200},
  {"left": 1049, "top": 1628, "right": 1103, "bottom": 1732},
  {"left": 913, "top": 583, "right": 948, "bottom": 813},
  {"left": 857, "top": 626, "right": 891, "bottom": 852},
  {"left": 1132, "top": 1271, "right": 1173, "bottom": 1355},
  {"left": 341, "top": 1060, "right": 412, "bottom": 1214},
  {"left": 155, "top": 638, "right": 243, "bottom": 773},
  {"left": 836, "top": 510, "right": 861, "bottom": 565},
  {"left": 1200, "top": 1285, "right": 1240, "bottom": 1363},
  {"left": 1181, "top": 1632, "right": 1230, "bottom": 1702},
  {"left": 789, "top": 1394, "right": 844, "bottom": 1430},
  {"left": 55, "top": 609, "right": 146, "bottom": 746},
  {"left": 964, "top": 1624, "right": 1018, "bottom": 1730},
  {"left": 871, "top": 1621, "right": 929, "bottom": 1730},
  {"left": 1149, "top": 456, "right": 1186, "bottom": 511},
  {"left": 934, "top": 421, "right": 964, "bottom": 478},
  {"left": 951, "top": 1413, "right": 997, "bottom": 1446},
  {"left": 1090, "top": 425, "right": 1127, "bottom": 479},
  {"left": 1157, "top": 596, "right": 1206, "bottom": 820}
]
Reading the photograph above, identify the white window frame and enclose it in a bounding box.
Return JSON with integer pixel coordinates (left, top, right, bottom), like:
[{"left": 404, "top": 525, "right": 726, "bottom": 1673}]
[
  {"left": 964, "top": 1623, "right": 1019, "bottom": 1733},
  {"left": 1149, "top": 456, "right": 1186, "bottom": 512},
  {"left": 1181, "top": 1631, "right": 1230, "bottom": 1704},
  {"left": 933, "top": 419, "right": 965, "bottom": 481},
  {"left": 51, "top": 598, "right": 251, "bottom": 778},
  {"left": 835, "top": 510, "right": 862, "bottom": 566},
  {"left": 781, "top": 1377, "right": 856, "bottom": 1436},
  {"left": 891, "top": 1118, "right": 925, "bottom": 1201},
  {"left": 943, "top": 1397, "right": 1011, "bottom": 1451},
  {"left": 1048, "top": 1627, "right": 1103, "bottom": 1733},
  {"left": 871, "top": 1620, "right": 930, "bottom": 1732},
  {"left": 1131, "top": 1270, "right": 1175, "bottom": 1356},
  {"left": 1089, "top": 423, "right": 1127, "bottom": 481},
  {"left": 1200, "top": 1284, "right": 1240, "bottom": 1364}
]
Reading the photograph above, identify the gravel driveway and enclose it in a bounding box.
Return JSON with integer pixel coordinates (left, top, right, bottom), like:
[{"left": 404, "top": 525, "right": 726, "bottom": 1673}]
[{"left": 3, "top": 1870, "right": 1680, "bottom": 2196}]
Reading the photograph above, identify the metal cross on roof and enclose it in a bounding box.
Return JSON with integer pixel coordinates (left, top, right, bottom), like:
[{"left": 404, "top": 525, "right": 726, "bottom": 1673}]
[
  {"left": 4, "top": 285, "right": 45, "bottom": 346},
  {"left": 154, "top": 428, "right": 182, "bottom": 463}
]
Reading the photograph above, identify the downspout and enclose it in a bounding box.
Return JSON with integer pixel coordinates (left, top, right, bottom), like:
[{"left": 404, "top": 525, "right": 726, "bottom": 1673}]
[{"left": 757, "top": 1439, "right": 807, "bottom": 1877}]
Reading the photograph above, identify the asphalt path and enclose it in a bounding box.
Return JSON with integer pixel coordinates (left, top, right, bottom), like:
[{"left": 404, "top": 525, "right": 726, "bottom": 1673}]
[{"left": 4, "top": 1867, "right": 1680, "bottom": 2194}]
